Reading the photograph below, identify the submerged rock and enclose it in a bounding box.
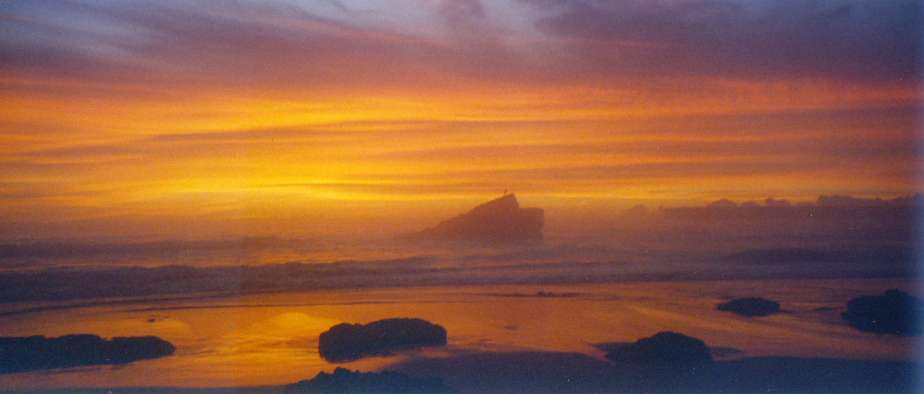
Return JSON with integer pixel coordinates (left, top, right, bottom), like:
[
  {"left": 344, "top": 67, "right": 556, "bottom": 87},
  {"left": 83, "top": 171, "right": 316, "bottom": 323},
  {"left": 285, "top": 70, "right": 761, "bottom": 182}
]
[
  {"left": 717, "top": 297, "right": 781, "bottom": 317},
  {"left": 0, "top": 334, "right": 175, "bottom": 373},
  {"left": 412, "top": 194, "right": 543, "bottom": 242},
  {"left": 605, "top": 332, "right": 712, "bottom": 366},
  {"left": 285, "top": 367, "right": 453, "bottom": 393},
  {"left": 842, "top": 289, "right": 921, "bottom": 336},
  {"left": 319, "top": 318, "right": 447, "bottom": 362}
]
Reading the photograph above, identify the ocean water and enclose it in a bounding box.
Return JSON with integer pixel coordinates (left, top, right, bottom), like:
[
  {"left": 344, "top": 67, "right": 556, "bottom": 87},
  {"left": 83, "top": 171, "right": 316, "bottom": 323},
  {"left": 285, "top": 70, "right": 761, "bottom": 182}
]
[
  {"left": 0, "top": 233, "right": 912, "bottom": 308},
  {"left": 0, "top": 278, "right": 913, "bottom": 390},
  {"left": 0, "top": 224, "right": 917, "bottom": 391}
]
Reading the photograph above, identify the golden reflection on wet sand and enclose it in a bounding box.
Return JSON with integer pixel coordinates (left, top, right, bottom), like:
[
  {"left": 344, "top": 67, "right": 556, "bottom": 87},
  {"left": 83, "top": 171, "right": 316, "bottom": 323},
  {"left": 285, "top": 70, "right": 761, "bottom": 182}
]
[{"left": 0, "top": 278, "right": 913, "bottom": 389}]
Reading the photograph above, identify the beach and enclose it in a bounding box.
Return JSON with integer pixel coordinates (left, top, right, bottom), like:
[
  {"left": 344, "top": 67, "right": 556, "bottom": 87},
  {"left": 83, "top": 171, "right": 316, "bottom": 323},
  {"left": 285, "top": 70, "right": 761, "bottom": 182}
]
[{"left": 0, "top": 278, "right": 913, "bottom": 390}]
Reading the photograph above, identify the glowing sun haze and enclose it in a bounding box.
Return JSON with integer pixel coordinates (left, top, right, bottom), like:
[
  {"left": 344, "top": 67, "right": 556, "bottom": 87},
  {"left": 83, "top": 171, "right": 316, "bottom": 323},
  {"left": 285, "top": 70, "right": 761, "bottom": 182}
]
[{"left": 0, "top": 0, "right": 920, "bottom": 239}]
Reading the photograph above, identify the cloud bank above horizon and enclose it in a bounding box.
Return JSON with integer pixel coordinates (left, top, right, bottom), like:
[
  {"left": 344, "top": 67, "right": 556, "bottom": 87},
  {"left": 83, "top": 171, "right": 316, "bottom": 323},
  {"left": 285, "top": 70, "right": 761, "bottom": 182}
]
[{"left": 0, "top": 0, "right": 920, "bottom": 239}]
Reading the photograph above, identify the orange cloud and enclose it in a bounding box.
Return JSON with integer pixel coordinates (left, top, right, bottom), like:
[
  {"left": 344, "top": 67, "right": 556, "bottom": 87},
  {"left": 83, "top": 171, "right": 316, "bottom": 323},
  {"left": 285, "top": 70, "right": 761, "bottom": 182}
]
[{"left": 0, "top": 0, "right": 919, "bottom": 239}]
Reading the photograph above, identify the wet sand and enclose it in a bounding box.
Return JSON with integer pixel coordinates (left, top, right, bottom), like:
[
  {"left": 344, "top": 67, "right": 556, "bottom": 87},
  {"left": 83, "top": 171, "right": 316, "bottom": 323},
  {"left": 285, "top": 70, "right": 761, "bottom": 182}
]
[{"left": 0, "top": 278, "right": 914, "bottom": 390}]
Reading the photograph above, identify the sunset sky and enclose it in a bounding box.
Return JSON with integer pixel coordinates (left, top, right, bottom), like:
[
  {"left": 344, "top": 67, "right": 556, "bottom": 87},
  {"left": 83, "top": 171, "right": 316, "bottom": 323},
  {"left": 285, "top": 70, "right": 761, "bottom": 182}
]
[{"left": 0, "top": 0, "right": 920, "bottom": 239}]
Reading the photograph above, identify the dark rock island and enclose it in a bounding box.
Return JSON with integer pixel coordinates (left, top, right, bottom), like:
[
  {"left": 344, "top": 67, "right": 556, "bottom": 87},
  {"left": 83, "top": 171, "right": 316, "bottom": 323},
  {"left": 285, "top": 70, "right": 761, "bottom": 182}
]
[
  {"left": 318, "top": 318, "right": 447, "bottom": 362},
  {"left": 413, "top": 194, "right": 544, "bottom": 242},
  {"left": 284, "top": 367, "right": 453, "bottom": 393},
  {"left": 842, "top": 289, "right": 921, "bottom": 336},
  {"left": 717, "top": 297, "right": 781, "bottom": 317},
  {"left": 0, "top": 334, "right": 175, "bottom": 374},
  {"left": 604, "top": 331, "right": 713, "bottom": 367}
]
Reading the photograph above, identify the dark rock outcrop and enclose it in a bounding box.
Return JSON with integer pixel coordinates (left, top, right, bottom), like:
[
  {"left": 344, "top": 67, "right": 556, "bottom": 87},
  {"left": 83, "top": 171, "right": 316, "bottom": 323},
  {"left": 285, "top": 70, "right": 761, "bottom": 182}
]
[
  {"left": 318, "top": 318, "right": 447, "bottom": 362},
  {"left": 0, "top": 334, "right": 175, "bottom": 373},
  {"left": 605, "top": 332, "right": 712, "bottom": 366},
  {"left": 717, "top": 297, "right": 781, "bottom": 317},
  {"left": 842, "top": 289, "right": 921, "bottom": 336},
  {"left": 285, "top": 367, "right": 453, "bottom": 393},
  {"left": 413, "top": 194, "right": 543, "bottom": 242}
]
